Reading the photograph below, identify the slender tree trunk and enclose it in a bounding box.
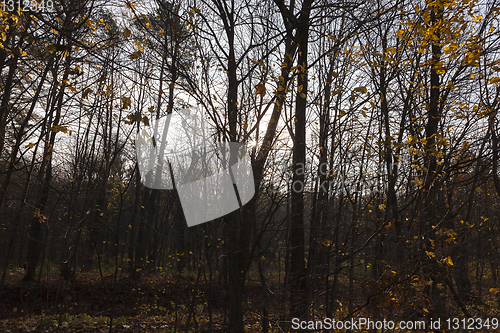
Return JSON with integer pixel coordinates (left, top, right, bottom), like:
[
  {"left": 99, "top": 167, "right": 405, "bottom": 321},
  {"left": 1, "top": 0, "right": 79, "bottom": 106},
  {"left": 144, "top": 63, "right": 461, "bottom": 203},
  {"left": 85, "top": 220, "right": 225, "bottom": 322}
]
[
  {"left": 25, "top": 48, "right": 71, "bottom": 281},
  {"left": 288, "top": 0, "right": 312, "bottom": 319},
  {"left": 0, "top": 52, "right": 19, "bottom": 158},
  {"left": 421, "top": 3, "right": 446, "bottom": 319}
]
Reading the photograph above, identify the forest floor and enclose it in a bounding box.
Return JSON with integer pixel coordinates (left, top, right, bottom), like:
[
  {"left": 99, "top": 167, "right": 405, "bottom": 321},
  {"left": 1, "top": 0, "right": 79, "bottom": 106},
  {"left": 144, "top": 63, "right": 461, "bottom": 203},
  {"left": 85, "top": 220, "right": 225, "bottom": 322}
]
[
  {"left": 0, "top": 269, "right": 277, "bottom": 332},
  {"left": 2, "top": 268, "right": 491, "bottom": 332}
]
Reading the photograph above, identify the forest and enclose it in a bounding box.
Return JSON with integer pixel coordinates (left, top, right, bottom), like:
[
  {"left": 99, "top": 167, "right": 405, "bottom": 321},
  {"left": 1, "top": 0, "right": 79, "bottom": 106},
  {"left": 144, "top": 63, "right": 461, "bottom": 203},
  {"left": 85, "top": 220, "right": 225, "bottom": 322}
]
[{"left": 0, "top": 0, "right": 500, "bottom": 331}]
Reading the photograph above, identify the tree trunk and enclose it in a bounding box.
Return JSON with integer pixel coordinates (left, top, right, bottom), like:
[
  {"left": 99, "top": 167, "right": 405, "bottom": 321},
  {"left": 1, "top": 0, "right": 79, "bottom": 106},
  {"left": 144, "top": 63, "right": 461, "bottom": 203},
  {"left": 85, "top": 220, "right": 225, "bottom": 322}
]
[{"left": 288, "top": 0, "right": 312, "bottom": 319}]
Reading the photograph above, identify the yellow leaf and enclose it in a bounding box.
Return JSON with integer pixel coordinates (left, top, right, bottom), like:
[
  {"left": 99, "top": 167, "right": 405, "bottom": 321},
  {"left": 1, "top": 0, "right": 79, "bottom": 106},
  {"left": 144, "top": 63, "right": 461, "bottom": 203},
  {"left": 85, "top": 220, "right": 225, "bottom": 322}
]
[
  {"left": 121, "top": 96, "right": 131, "bottom": 109},
  {"left": 406, "top": 135, "right": 418, "bottom": 145},
  {"left": 124, "top": 28, "right": 131, "bottom": 38},
  {"left": 33, "top": 208, "right": 47, "bottom": 223},
  {"left": 82, "top": 88, "right": 92, "bottom": 99},
  {"left": 353, "top": 86, "right": 367, "bottom": 94},
  {"left": 52, "top": 125, "right": 68, "bottom": 133},
  {"left": 489, "top": 288, "right": 499, "bottom": 293},
  {"left": 25, "top": 143, "right": 35, "bottom": 149},
  {"left": 489, "top": 77, "right": 500, "bottom": 85},
  {"left": 129, "top": 51, "right": 142, "bottom": 59},
  {"left": 446, "top": 256, "right": 453, "bottom": 266},
  {"left": 255, "top": 83, "right": 266, "bottom": 97},
  {"left": 297, "top": 84, "right": 303, "bottom": 93}
]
